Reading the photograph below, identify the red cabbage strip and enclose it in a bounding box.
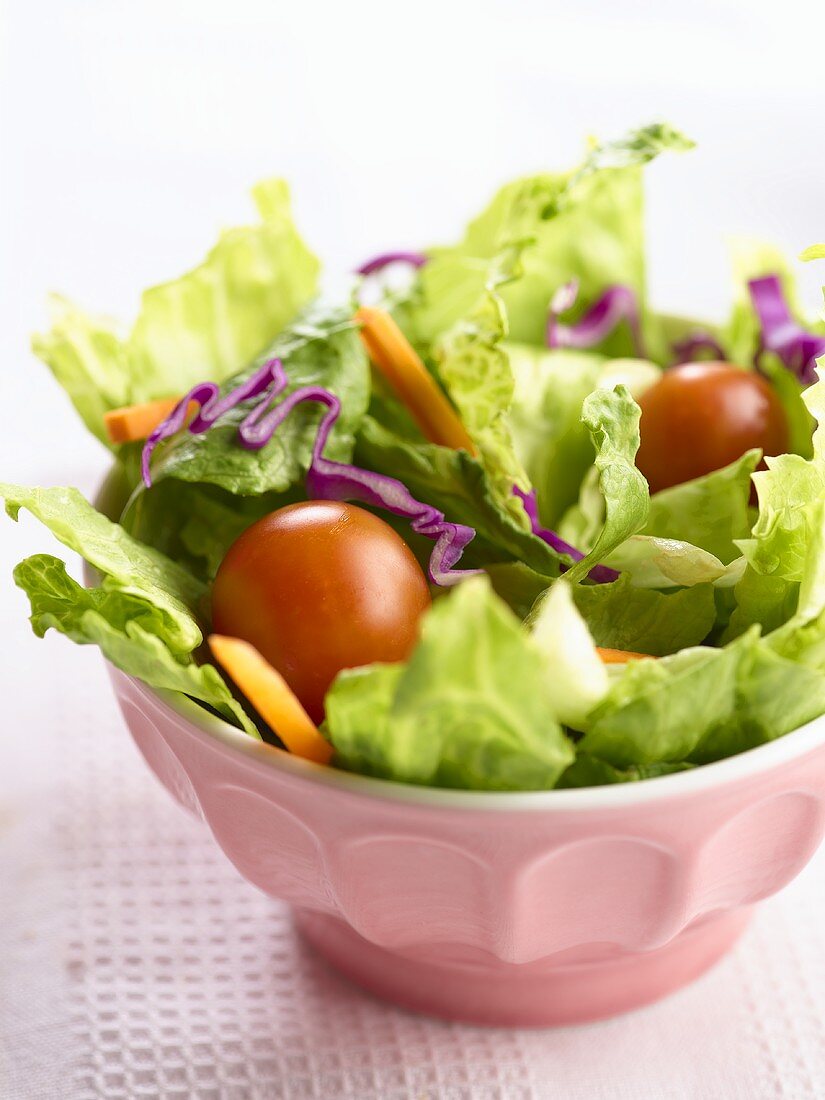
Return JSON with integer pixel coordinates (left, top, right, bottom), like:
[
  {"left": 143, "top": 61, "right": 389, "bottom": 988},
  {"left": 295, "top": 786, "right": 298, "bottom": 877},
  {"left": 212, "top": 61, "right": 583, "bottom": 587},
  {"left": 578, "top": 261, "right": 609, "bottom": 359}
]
[
  {"left": 141, "top": 358, "right": 286, "bottom": 487},
  {"left": 546, "top": 280, "right": 644, "bottom": 356},
  {"left": 356, "top": 251, "right": 428, "bottom": 276},
  {"left": 514, "top": 488, "right": 619, "bottom": 585},
  {"left": 671, "top": 332, "right": 726, "bottom": 363},
  {"left": 749, "top": 275, "right": 825, "bottom": 385}
]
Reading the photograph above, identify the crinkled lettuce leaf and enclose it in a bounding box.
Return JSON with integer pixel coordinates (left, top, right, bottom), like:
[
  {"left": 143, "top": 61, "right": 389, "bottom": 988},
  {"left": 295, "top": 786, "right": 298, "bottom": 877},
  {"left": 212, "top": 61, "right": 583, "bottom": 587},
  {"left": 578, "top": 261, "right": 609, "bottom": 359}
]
[
  {"left": 507, "top": 344, "right": 605, "bottom": 525},
  {"left": 485, "top": 562, "right": 552, "bottom": 620},
  {"left": 2, "top": 485, "right": 257, "bottom": 735},
  {"left": 148, "top": 304, "right": 370, "bottom": 496},
  {"left": 764, "top": 500, "right": 825, "bottom": 667},
  {"left": 433, "top": 252, "right": 531, "bottom": 520},
  {"left": 580, "top": 630, "right": 825, "bottom": 768},
  {"left": 558, "top": 755, "right": 693, "bottom": 788},
  {"left": 572, "top": 573, "right": 716, "bottom": 655},
  {"left": 123, "top": 479, "right": 297, "bottom": 583},
  {"left": 604, "top": 535, "right": 742, "bottom": 589},
  {"left": 602, "top": 447, "right": 757, "bottom": 591},
  {"left": 401, "top": 123, "right": 691, "bottom": 355},
  {"left": 563, "top": 385, "right": 649, "bottom": 583},
  {"left": 739, "top": 373, "right": 825, "bottom": 581},
  {"left": 325, "top": 577, "right": 575, "bottom": 790},
  {"left": 508, "top": 345, "right": 660, "bottom": 528},
  {"left": 760, "top": 357, "right": 815, "bottom": 460},
  {"left": 2, "top": 483, "right": 204, "bottom": 652},
  {"left": 643, "top": 450, "right": 759, "bottom": 563},
  {"left": 723, "top": 371, "right": 825, "bottom": 638},
  {"left": 13, "top": 555, "right": 256, "bottom": 735},
  {"left": 721, "top": 568, "right": 801, "bottom": 644},
  {"left": 32, "top": 180, "right": 320, "bottom": 445}
]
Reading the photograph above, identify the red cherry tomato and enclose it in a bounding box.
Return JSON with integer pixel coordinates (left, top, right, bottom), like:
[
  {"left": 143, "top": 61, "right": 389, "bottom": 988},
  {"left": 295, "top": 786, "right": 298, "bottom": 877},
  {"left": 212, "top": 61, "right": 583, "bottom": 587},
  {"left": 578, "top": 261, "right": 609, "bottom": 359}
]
[
  {"left": 211, "top": 501, "right": 431, "bottom": 722},
  {"left": 635, "top": 362, "right": 789, "bottom": 494}
]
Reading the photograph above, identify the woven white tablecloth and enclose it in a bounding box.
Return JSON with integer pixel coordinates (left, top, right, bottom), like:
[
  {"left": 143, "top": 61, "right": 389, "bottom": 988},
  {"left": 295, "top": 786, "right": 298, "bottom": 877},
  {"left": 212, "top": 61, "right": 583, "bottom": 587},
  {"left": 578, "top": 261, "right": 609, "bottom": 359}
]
[{"left": 2, "top": 461, "right": 825, "bottom": 1100}]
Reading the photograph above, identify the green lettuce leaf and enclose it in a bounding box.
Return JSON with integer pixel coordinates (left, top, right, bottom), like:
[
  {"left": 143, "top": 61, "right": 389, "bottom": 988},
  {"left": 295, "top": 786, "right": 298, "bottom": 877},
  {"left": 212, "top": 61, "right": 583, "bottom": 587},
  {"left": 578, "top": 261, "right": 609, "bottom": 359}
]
[
  {"left": 2, "top": 484, "right": 258, "bottom": 735},
  {"left": 722, "top": 568, "right": 801, "bottom": 644},
  {"left": 739, "top": 373, "right": 825, "bottom": 582},
  {"left": 603, "top": 536, "right": 742, "bottom": 589},
  {"left": 557, "top": 466, "right": 605, "bottom": 551},
  {"left": 13, "top": 555, "right": 256, "bottom": 735},
  {"left": 719, "top": 373, "right": 825, "bottom": 639},
  {"left": 400, "top": 123, "right": 692, "bottom": 352},
  {"left": 325, "top": 577, "right": 575, "bottom": 790},
  {"left": 760, "top": 358, "right": 815, "bottom": 460},
  {"left": 507, "top": 344, "right": 605, "bottom": 525},
  {"left": 579, "top": 630, "right": 825, "bottom": 768},
  {"left": 643, "top": 450, "right": 760, "bottom": 563},
  {"left": 485, "top": 561, "right": 551, "bottom": 620},
  {"left": 508, "top": 346, "right": 660, "bottom": 529},
  {"left": 32, "top": 180, "right": 320, "bottom": 445},
  {"left": 764, "top": 500, "right": 825, "bottom": 668},
  {"left": 1, "top": 483, "right": 204, "bottom": 652},
  {"left": 148, "top": 304, "right": 370, "bottom": 496},
  {"left": 123, "top": 480, "right": 296, "bottom": 583},
  {"left": 433, "top": 252, "right": 530, "bottom": 519},
  {"left": 572, "top": 574, "right": 716, "bottom": 655},
  {"left": 558, "top": 755, "right": 693, "bottom": 788},
  {"left": 563, "top": 385, "right": 649, "bottom": 583}
]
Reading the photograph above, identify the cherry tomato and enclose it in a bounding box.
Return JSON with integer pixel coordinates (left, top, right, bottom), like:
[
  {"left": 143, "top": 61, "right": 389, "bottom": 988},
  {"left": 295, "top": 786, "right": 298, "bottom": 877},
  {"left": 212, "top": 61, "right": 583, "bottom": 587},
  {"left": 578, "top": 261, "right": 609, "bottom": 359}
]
[
  {"left": 211, "top": 501, "right": 431, "bottom": 722},
  {"left": 635, "top": 362, "right": 789, "bottom": 494}
]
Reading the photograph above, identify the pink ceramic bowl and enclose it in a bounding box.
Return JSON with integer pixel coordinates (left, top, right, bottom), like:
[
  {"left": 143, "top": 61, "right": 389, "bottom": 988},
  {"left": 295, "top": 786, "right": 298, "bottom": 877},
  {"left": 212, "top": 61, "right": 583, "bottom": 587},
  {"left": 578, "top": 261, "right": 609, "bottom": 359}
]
[{"left": 109, "top": 665, "right": 825, "bottom": 1027}]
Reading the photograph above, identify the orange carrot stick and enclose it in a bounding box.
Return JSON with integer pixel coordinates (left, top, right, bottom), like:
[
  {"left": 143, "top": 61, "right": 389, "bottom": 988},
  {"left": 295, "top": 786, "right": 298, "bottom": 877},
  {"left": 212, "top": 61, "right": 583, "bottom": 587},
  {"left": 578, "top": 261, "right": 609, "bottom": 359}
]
[
  {"left": 209, "top": 635, "right": 333, "bottom": 765},
  {"left": 355, "top": 306, "right": 477, "bottom": 454},
  {"left": 103, "top": 397, "right": 195, "bottom": 444},
  {"left": 596, "top": 647, "right": 654, "bottom": 664}
]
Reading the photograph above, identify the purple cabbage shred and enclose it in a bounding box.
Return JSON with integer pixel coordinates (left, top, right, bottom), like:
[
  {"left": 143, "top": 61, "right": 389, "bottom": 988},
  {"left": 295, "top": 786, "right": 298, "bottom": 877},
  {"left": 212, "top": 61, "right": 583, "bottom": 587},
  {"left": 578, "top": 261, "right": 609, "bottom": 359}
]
[
  {"left": 748, "top": 275, "right": 825, "bottom": 386},
  {"left": 546, "top": 280, "right": 644, "bottom": 357},
  {"left": 671, "top": 332, "right": 727, "bottom": 364},
  {"left": 140, "top": 358, "right": 288, "bottom": 487},
  {"left": 355, "top": 251, "right": 428, "bottom": 277}
]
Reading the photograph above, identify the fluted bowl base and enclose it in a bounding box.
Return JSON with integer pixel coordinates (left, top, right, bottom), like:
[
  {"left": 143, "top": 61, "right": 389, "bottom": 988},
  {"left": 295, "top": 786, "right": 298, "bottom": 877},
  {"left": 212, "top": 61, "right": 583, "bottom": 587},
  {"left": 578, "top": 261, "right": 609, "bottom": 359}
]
[{"left": 296, "top": 907, "right": 752, "bottom": 1027}]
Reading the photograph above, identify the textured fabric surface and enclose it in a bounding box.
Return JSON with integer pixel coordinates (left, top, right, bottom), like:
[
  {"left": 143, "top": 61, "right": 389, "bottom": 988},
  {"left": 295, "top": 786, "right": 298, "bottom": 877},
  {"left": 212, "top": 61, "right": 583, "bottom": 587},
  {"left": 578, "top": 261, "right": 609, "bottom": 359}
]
[{"left": 2, "top": 469, "right": 825, "bottom": 1100}]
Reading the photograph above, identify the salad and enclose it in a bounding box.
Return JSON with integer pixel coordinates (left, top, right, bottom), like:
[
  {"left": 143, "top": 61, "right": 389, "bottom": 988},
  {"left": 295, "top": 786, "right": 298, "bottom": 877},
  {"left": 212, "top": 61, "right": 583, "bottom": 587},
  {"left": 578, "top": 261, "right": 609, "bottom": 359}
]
[{"left": 5, "top": 122, "right": 825, "bottom": 792}]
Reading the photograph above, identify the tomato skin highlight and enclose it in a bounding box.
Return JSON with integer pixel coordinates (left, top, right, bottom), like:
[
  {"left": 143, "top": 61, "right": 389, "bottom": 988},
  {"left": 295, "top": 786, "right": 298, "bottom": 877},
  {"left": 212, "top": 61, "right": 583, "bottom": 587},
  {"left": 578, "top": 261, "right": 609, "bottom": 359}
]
[
  {"left": 635, "top": 362, "right": 790, "bottom": 495},
  {"left": 211, "top": 501, "right": 432, "bottom": 722}
]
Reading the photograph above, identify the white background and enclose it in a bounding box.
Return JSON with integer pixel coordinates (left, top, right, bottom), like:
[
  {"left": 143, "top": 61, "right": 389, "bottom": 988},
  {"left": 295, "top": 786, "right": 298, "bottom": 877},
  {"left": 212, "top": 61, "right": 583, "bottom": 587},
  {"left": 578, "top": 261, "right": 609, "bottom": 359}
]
[{"left": 2, "top": 3, "right": 825, "bottom": 1097}]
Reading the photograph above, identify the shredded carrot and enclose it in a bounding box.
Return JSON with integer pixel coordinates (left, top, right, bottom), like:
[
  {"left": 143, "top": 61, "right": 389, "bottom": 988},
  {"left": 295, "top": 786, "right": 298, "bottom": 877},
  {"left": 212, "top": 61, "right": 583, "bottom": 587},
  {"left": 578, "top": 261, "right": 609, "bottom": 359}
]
[
  {"left": 355, "top": 306, "right": 477, "bottom": 453},
  {"left": 103, "top": 397, "right": 194, "bottom": 444},
  {"left": 596, "top": 647, "right": 654, "bottom": 664},
  {"left": 209, "top": 635, "right": 333, "bottom": 765}
]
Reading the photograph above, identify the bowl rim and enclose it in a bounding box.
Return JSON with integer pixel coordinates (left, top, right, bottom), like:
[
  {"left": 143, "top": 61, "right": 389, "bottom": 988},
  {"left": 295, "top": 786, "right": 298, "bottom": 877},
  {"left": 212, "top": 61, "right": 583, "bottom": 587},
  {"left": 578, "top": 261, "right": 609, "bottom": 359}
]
[
  {"left": 130, "top": 672, "right": 825, "bottom": 814},
  {"left": 96, "top": 467, "right": 825, "bottom": 814}
]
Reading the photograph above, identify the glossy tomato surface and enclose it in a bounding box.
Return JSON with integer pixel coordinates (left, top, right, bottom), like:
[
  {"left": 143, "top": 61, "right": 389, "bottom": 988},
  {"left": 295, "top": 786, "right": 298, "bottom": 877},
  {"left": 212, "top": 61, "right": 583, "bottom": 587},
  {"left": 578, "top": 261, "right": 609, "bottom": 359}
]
[
  {"left": 635, "top": 362, "right": 789, "bottom": 494},
  {"left": 211, "top": 501, "right": 431, "bottom": 722}
]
